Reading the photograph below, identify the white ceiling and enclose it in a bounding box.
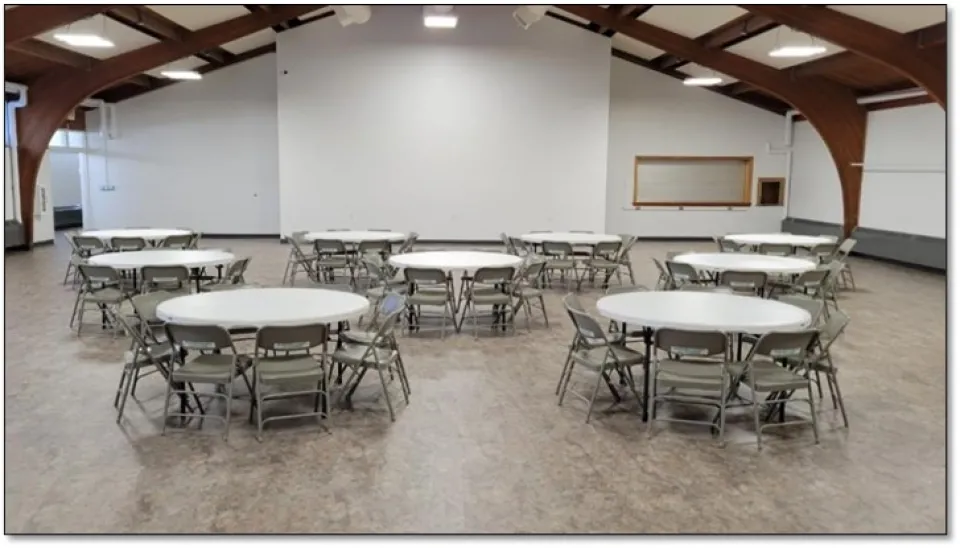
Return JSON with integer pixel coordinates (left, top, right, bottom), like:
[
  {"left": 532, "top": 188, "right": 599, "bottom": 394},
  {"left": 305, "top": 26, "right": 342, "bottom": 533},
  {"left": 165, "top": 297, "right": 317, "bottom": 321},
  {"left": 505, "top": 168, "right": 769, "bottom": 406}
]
[
  {"left": 144, "top": 55, "right": 207, "bottom": 78},
  {"left": 148, "top": 5, "right": 250, "bottom": 31},
  {"left": 36, "top": 14, "right": 159, "bottom": 59},
  {"left": 611, "top": 34, "right": 665, "bottom": 60},
  {"left": 829, "top": 5, "right": 946, "bottom": 33},
  {"left": 221, "top": 29, "right": 276, "bottom": 55},
  {"left": 677, "top": 63, "right": 739, "bottom": 84},
  {"left": 726, "top": 27, "right": 844, "bottom": 69},
  {"left": 639, "top": 5, "right": 746, "bottom": 38}
]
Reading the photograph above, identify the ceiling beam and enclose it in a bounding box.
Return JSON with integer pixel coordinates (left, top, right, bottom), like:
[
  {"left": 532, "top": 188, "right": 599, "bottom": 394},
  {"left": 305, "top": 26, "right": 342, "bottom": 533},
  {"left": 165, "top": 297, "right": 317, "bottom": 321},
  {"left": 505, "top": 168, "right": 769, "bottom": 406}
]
[
  {"left": 244, "top": 5, "right": 288, "bottom": 32},
  {"left": 590, "top": 5, "right": 652, "bottom": 37},
  {"left": 5, "top": 5, "right": 115, "bottom": 46},
  {"left": 7, "top": 39, "right": 154, "bottom": 88},
  {"left": 653, "top": 13, "right": 779, "bottom": 71},
  {"left": 106, "top": 6, "right": 233, "bottom": 65},
  {"left": 741, "top": 5, "right": 946, "bottom": 108},
  {"left": 15, "top": 4, "right": 323, "bottom": 246},
  {"left": 563, "top": 4, "right": 868, "bottom": 238}
]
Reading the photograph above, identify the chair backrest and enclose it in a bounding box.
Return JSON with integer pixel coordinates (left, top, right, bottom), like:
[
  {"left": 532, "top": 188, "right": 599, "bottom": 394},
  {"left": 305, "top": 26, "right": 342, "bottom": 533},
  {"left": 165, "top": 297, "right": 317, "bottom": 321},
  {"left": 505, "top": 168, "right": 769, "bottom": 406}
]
[
  {"left": 159, "top": 234, "right": 193, "bottom": 249},
  {"left": 542, "top": 241, "right": 573, "bottom": 257},
  {"left": 110, "top": 236, "right": 146, "bottom": 251},
  {"left": 290, "top": 230, "right": 308, "bottom": 243},
  {"left": 817, "top": 310, "right": 849, "bottom": 354},
  {"left": 654, "top": 328, "right": 727, "bottom": 358},
  {"left": 758, "top": 243, "right": 793, "bottom": 256},
  {"left": 748, "top": 330, "right": 819, "bottom": 363},
  {"left": 131, "top": 291, "right": 175, "bottom": 325},
  {"left": 566, "top": 306, "right": 608, "bottom": 343},
  {"left": 529, "top": 230, "right": 551, "bottom": 233},
  {"left": 78, "top": 263, "right": 120, "bottom": 287},
  {"left": 570, "top": 230, "right": 594, "bottom": 233},
  {"left": 604, "top": 284, "right": 649, "bottom": 295},
  {"left": 562, "top": 292, "right": 586, "bottom": 314},
  {"left": 187, "top": 232, "right": 202, "bottom": 249},
  {"left": 404, "top": 267, "right": 447, "bottom": 286},
  {"left": 362, "top": 257, "right": 387, "bottom": 283},
  {"left": 719, "top": 238, "right": 740, "bottom": 253},
  {"left": 809, "top": 243, "right": 838, "bottom": 261},
  {"left": 500, "top": 233, "right": 519, "bottom": 255},
  {"left": 665, "top": 260, "right": 699, "bottom": 284},
  {"left": 380, "top": 292, "right": 407, "bottom": 317},
  {"left": 368, "top": 229, "right": 391, "bottom": 232},
  {"left": 314, "top": 239, "right": 347, "bottom": 254},
  {"left": 773, "top": 295, "right": 824, "bottom": 327},
  {"left": 358, "top": 240, "right": 390, "bottom": 255},
  {"left": 793, "top": 268, "right": 830, "bottom": 291},
  {"left": 141, "top": 265, "right": 190, "bottom": 292},
  {"left": 473, "top": 266, "right": 515, "bottom": 285},
  {"left": 396, "top": 232, "right": 418, "bottom": 255},
  {"left": 593, "top": 241, "right": 621, "bottom": 258},
  {"left": 164, "top": 322, "right": 235, "bottom": 353},
  {"left": 520, "top": 260, "right": 546, "bottom": 282},
  {"left": 719, "top": 270, "right": 767, "bottom": 293},
  {"left": 255, "top": 323, "right": 328, "bottom": 356},
  {"left": 836, "top": 238, "right": 857, "bottom": 258},
  {"left": 616, "top": 235, "right": 638, "bottom": 261},
  {"left": 106, "top": 305, "right": 167, "bottom": 361},
  {"left": 220, "top": 257, "right": 250, "bottom": 284},
  {"left": 73, "top": 235, "right": 105, "bottom": 253}
]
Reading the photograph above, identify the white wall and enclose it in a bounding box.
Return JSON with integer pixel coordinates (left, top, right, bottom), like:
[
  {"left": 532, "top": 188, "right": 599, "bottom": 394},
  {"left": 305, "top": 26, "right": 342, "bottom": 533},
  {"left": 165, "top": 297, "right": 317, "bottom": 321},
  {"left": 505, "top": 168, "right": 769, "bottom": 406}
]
[
  {"left": 276, "top": 6, "right": 611, "bottom": 240},
  {"left": 49, "top": 150, "right": 82, "bottom": 208},
  {"left": 788, "top": 103, "right": 946, "bottom": 238},
  {"left": 84, "top": 53, "right": 280, "bottom": 234},
  {"left": 605, "top": 58, "right": 787, "bottom": 237}
]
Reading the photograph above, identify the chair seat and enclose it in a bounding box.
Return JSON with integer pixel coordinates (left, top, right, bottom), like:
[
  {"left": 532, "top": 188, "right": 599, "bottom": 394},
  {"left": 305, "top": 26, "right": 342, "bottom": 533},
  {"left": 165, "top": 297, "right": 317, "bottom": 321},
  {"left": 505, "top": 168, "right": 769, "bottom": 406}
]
[
  {"left": 409, "top": 292, "right": 449, "bottom": 306},
  {"left": 332, "top": 343, "right": 398, "bottom": 367},
  {"left": 657, "top": 360, "right": 742, "bottom": 390},
  {"left": 573, "top": 344, "right": 645, "bottom": 370},
  {"left": 318, "top": 258, "right": 349, "bottom": 268},
  {"left": 745, "top": 361, "right": 809, "bottom": 392},
  {"left": 85, "top": 288, "right": 128, "bottom": 303},
  {"left": 547, "top": 260, "right": 576, "bottom": 269},
  {"left": 257, "top": 356, "right": 324, "bottom": 383},
  {"left": 124, "top": 345, "right": 172, "bottom": 367},
  {"left": 471, "top": 292, "right": 513, "bottom": 305},
  {"left": 172, "top": 353, "right": 244, "bottom": 383},
  {"left": 586, "top": 259, "right": 618, "bottom": 269},
  {"left": 340, "top": 330, "right": 390, "bottom": 347},
  {"left": 515, "top": 286, "right": 543, "bottom": 298}
]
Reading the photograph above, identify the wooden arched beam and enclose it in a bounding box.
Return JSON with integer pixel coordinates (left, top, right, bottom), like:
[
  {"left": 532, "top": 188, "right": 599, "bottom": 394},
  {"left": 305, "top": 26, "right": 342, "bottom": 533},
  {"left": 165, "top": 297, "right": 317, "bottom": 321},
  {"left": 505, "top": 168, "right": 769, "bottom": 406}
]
[
  {"left": 563, "top": 5, "right": 868, "bottom": 237},
  {"left": 15, "top": 5, "right": 320, "bottom": 245},
  {"left": 741, "top": 5, "right": 946, "bottom": 108}
]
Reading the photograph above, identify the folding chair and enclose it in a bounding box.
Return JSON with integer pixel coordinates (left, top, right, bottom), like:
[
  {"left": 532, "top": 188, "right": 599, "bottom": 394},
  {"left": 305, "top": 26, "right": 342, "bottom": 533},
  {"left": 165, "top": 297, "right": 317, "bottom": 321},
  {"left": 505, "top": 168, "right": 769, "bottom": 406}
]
[{"left": 460, "top": 266, "right": 516, "bottom": 337}]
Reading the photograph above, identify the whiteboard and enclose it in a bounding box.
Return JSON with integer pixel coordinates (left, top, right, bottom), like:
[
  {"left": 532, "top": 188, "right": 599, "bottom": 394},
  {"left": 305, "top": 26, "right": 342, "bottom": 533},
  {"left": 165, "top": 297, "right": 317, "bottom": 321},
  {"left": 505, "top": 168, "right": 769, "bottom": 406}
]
[{"left": 634, "top": 157, "right": 751, "bottom": 204}]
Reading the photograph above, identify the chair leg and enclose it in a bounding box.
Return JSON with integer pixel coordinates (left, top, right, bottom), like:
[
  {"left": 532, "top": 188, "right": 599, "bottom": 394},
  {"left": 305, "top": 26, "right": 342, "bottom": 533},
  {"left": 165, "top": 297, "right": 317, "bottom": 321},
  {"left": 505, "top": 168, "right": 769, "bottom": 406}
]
[
  {"left": 830, "top": 372, "right": 850, "bottom": 428},
  {"left": 539, "top": 295, "right": 549, "bottom": 327},
  {"left": 556, "top": 344, "right": 575, "bottom": 396},
  {"left": 69, "top": 291, "right": 83, "bottom": 328},
  {"left": 716, "top": 378, "right": 727, "bottom": 446},
  {"left": 557, "top": 357, "right": 577, "bottom": 406},
  {"left": 584, "top": 369, "right": 606, "bottom": 424},
  {"left": 806, "top": 381, "right": 820, "bottom": 444},
  {"left": 161, "top": 376, "right": 174, "bottom": 436},
  {"left": 113, "top": 366, "right": 129, "bottom": 408},
  {"left": 376, "top": 366, "right": 396, "bottom": 422}
]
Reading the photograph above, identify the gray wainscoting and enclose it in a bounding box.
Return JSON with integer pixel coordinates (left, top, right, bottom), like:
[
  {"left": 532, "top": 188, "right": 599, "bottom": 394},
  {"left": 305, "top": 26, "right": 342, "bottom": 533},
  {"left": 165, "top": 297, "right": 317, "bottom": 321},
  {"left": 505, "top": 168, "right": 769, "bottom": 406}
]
[{"left": 782, "top": 217, "right": 946, "bottom": 271}]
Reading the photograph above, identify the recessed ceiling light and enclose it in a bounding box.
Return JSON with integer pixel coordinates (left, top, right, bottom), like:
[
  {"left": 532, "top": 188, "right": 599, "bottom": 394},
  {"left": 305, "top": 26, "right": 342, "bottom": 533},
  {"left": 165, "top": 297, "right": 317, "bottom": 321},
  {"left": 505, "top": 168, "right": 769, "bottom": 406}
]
[
  {"left": 53, "top": 33, "right": 114, "bottom": 48},
  {"left": 161, "top": 70, "right": 203, "bottom": 81},
  {"left": 768, "top": 44, "right": 828, "bottom": 58},
  {"left": 424, "top": 6, "right": 457, "bottom": 28},
  {"left": 683, "top": 76, "right": 723, "bottom": 87}
]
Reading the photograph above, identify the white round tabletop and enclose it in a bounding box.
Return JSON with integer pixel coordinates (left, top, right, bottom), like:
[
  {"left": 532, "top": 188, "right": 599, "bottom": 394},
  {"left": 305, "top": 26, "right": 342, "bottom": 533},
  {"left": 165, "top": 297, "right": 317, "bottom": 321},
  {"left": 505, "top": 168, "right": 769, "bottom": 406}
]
[
  {"left": 304, "top": 231, "right": 406, "bottom": 243},
  {"left": 725, "top": 233, "right": 837, "bottom": 247},
  {"left": 80, "top": 228, "right": 192, "bottom": 242},
  {"left": 596, "top": 291, "right": 811, "bottom": 333},
  {"left": 389, "top": 251, "right": 523, "bottom": 273},
  {"left": 518, "top": 232, "right": 622, "bottom": 245},
  {"left": 88, "top": 249, "right": 235, "bottom": 270},
  {"left": 673, "top": 252, "right": 817, "bottom": 274},
  {"left": 156, "top": 288, "right": 369, "bottom": 328}
]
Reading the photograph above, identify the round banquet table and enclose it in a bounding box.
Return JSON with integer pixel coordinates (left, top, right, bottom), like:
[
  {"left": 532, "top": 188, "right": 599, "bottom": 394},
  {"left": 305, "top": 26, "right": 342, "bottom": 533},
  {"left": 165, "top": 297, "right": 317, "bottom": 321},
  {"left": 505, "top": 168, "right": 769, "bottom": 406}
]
[
  {"left": 595, "top": 291, "right": 811, "bottom": 422},
  {"left": 156, "top": 287, "right": 369, "bottom": 329},
  {"left": 389, "top": 251, "right": 522, "bottom": 274},
  {"left": 725, "top": 233, "right": 836, "bottom": 248},
  {"left": 80, "top": 228, "right": 191, "bottom": 244},
  {"left": 518, "top": 232, "right": 622, "bottom": 245},
  {"left": 304, "top": 230, "right": 406, "bottom": 243},
  {"left": 672, "top": 252, "right": 817, "bottom": 275},
  {"left": 89, "top": 249, "right": 235, "bottom": 291}
]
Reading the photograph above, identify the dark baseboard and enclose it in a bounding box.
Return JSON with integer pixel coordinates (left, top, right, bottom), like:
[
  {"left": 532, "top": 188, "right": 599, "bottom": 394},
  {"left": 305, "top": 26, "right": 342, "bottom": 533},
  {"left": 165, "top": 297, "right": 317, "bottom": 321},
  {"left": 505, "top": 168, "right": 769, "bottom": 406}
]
[
  {"left": 204, "top": 233, "right": 281, "bottom": 239},
  {"left": 782, "top": 217, "right": 945, "bottom": 272},
  {"left": 634, "top": 236, "right": 713, "bottom": 242}
]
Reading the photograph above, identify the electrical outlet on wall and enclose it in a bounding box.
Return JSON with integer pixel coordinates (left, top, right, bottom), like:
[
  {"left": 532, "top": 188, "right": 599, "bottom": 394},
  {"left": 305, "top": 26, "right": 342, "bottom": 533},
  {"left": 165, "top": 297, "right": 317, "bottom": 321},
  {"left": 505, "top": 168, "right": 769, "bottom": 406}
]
[{"left": 99, "top": 185, "right": 116, "bottom": 192}]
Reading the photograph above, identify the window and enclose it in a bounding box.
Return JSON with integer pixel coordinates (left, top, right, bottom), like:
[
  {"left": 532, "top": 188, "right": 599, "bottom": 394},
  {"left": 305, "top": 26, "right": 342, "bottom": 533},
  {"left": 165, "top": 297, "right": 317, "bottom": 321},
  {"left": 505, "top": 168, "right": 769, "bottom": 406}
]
[{"left": 632, "top": 156, "right": 754, "bottom": 208}]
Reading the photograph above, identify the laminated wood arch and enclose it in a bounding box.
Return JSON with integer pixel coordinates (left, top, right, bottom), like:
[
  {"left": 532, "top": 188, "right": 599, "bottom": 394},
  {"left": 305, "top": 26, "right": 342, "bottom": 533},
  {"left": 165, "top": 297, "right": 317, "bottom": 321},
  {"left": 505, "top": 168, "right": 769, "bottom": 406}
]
[
  {"left": 562, "top": 5, "right": 868, "bottom": 237},
  {"left": 14, "top": 5, "right": 320, "bottom": 245}
]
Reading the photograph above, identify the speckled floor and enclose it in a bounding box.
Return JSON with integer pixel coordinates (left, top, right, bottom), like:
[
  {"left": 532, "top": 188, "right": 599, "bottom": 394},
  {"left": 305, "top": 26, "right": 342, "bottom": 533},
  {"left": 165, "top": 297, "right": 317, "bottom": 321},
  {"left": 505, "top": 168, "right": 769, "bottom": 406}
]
[{"left": 4, "top": 236, "right": 946, "bottom": 533}]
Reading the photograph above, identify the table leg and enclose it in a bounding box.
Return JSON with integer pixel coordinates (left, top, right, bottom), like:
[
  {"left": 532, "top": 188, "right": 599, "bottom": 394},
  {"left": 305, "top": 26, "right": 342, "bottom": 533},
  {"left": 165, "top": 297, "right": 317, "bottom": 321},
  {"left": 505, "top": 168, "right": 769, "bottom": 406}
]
[{"left": 642, "top": 327, "right": 652, "bottom": 422}]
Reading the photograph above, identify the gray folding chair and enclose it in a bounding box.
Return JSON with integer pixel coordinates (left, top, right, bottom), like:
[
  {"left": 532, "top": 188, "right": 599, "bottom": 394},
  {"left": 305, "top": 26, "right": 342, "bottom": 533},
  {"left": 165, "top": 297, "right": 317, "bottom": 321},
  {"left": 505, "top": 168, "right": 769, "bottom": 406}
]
[
  {"left": 616, "top": 235, "right": 638, "bottom": 285},
  {"left": 141, "top": 265, "right": 191, "bottom": 294},
  {"left": 758, "top": 243, "right": 793, "bottom": 256},
  {"left": 313, "top": 239, "right": 354, "bottom": 286},
  {"left": 583, "top": 241, "right": 623, "bottom": 289},
  {"left": 404, "top": 267, "right": 456, "bottom": 337},
  {"left": 162, "top": 323, "right": 253, "bottom": 440},
  {"left": 333, "top": 306, "right": 409, "bottom": 422},
  {"left": 741, "top": 330, "right": 821, "bottom": 451},
  {"left": 203, "top": 257, "right": 253, "bottom": 292},
  {"left": 767, "top": 266, "right": 830, "bottom": 300},
  {"left": 557, "top": 299, "right": 645, "bottom": 423},
  {"left": 718, "top": 237, "right": 741, "bottom": 253},
  {"left": 806, "top": 310, "right": 851, "bottom": 427},
  {"left": 159, "top": 234, "right": 194, "bottom": 249},
  {"left": 648, "top": 329, "right": 739, "bottom": 443},
  {"left": 110, "top": 236, "right": 147, "bottom": 252},
  {"left": 665, "top": 260, "right": 711, "bottom": 288},
  {"left": 252, "top": 323, "right": 330, "bottom": 441},
  {"left": 512, "top": 260, "right": 549, "bottom": 331},
  {"left": 542, "top": 241, "right": 580, "bottom": 290},
  {"left": 719, "top": 270, "right": 767, "bottom": 296},
  {"left": 285, "top": 236, "right": 320, "bottom": 286},
  {"left": 834, "top": 238, "right": 857, "bottom": 290},
  {"left": 106, "top": 304, "right": 176, "bottom": 424},
  {"left": 461, "top": 266, "right": 516, "bottom": 337},
  {"left": 72, "top": 264, "right": 132, "bottom": 336}
]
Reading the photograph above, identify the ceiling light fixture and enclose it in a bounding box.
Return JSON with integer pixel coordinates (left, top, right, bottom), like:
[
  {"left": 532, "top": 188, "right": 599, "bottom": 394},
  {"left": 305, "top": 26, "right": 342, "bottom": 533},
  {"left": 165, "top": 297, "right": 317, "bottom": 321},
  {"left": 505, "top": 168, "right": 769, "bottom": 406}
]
[
  {"left": 53, "top": 16, "right": 114, "bottom": 48},
  {"left": 423, "top": 5, "right": 457, "bottom": 28},
  {"left": 768, "top": 28, "right": 827, "bottom": 58},
  {"left": 683, "top": 76, "right": 723, "bottom": 87},
  {"left": 161, "top": 70, "right": 203, "bottom": 81},
  {"left": 333, "top": 5, "right": 372, "bottom": 27},
  {"left": 513, "top": 5, "right": 549, "bottom": 29}
]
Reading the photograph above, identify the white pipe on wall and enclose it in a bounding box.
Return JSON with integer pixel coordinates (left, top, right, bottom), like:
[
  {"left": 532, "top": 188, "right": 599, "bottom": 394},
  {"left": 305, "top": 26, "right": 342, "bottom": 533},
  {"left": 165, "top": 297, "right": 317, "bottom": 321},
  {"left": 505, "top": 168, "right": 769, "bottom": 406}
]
[{"left": 5, "top": 82, "right": 28, "bottom": 222}]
